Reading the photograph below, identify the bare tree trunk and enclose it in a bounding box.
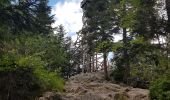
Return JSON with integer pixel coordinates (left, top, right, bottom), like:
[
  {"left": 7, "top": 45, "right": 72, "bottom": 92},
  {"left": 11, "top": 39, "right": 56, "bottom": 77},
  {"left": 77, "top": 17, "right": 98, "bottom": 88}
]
[
  {"left": 96, "top": 53, "right": 98, "bottom": 71},
  {"left": 83, "top": 53, "right": 86, "bottom": 73},
  {"left": 103, "top": 52, "right": 109, "bottom": 80},
  {"left": 89, "top": 56, "right": 91, "bottom": 72},
  {"left": 92, "top": 55, "right": 95, "bottom": 72},
  {"left": 87, "top": 54, "right": 91, "bottom": 72},
  {"left": 123, "top": 28, "right": 130, "bottom": 82}
]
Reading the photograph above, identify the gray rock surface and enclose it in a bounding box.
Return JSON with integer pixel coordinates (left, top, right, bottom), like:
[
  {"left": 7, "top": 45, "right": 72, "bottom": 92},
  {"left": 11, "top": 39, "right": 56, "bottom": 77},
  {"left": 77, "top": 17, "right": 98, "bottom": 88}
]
[{"left": 39, "top": 71, "right": 149, "bottom": 100}]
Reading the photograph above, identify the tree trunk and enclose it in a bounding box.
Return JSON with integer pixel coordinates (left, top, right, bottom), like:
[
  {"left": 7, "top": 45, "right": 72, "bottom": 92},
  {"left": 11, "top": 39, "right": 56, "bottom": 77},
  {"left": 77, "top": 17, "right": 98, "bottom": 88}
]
[
  {"left": 87, "top": 54, "right": 91, "bottom": 72},
  {"left": 166, "top": 0, "right": 170, "bottom": 25},
  {"left": 166, "top": 0, "right": 170, "bottom": 68},
  {"left": 123, "top": 28, "right": 130, "bottom": 82},
  {"left": 96, "top": 53, "right": 98, "bottom": 71},
  {"left": 103, "top": 52, "right": 109, "bottom": 80},
  {"left": 83, "top": 53, "right": 86, "bottom": 73},
  {"left": 92, "top": 55, "right": 95, "bottom": 72}
]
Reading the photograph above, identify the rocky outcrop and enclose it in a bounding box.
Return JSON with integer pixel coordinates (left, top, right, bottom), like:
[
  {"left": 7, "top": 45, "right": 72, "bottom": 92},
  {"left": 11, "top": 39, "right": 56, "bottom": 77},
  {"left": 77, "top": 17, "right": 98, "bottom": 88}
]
[{"left": 39, "top": 71, "right": 149, "bottom": 100}]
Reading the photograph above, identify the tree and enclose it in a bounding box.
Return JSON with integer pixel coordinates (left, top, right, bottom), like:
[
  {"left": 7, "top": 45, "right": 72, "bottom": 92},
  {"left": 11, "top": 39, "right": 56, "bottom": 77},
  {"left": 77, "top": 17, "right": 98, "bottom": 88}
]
[
  {"left": 0, "top": 0, "right": 54, "bottom": 37},
  {"left": 35, "top": 0, "right": 54, "bottom": 34},
  {"left": 110, "top": 0, "right": 168, "bottom": 83},
  {"left": 110, "top": 0, "right": 132, "bottom": 82},
  {"left": 81, "top": 0, "right": 118, "bottom": 79},
  {"left": 56, "top": 25, "right": 66, "bottom": 43}
]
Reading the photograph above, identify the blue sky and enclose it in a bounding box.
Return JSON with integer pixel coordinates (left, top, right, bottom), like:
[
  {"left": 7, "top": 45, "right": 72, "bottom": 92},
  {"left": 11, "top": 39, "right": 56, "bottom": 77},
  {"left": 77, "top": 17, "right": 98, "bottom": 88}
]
[{"left": 48, "top": 0, "right": 63, "bottom": 7}]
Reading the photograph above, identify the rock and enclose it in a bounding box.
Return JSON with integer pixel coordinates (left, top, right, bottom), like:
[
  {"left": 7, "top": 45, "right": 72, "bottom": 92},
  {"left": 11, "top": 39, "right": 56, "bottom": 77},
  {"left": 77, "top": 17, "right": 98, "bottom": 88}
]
[
  {"left": 39, "top": 92, "right": 62, "bottom": 100},
  {"left": 39, "top": 71, "right": 149, "bottom": 100}
]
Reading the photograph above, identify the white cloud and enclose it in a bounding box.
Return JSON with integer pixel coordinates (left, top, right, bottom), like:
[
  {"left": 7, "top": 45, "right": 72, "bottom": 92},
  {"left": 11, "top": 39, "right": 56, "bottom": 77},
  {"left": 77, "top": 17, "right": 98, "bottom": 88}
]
[
  {"left": 114, "top": 34, "right": 122, "bottom": 42},
  {"left": 51, "top": 0, "right": 83, "bottom": 41}
]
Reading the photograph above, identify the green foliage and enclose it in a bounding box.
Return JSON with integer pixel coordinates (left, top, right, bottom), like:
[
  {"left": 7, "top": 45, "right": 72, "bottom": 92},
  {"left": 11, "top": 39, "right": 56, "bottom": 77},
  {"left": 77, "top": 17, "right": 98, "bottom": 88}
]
[
  {"left": 34, "top": 67, "right": 64, "bottom": 91},
  {"left": 112, "top": 42, "right": 123, "bottom": 52},
  {"left": 0, "top": 0, "right": 70, "bottom": 99},
  {"left": 0, "top": 34, "right": 68, "bottom": 99},
  {"left": 0, "top": 39, "right": 65, "bottom": 90},
  {"left": 17, "top": 55, "right": 64, "bottom": 91},
  {"left": 111, "top": 47, "right": 125, "bottom": 82},
  {"left": 0, "top": 0, "right": 54, "bottom": 36},
  {"left": 95, "top": 41, "right": 113, "bottom": 52},
  {"left": 35, "top": 0, "right": 54, "bottom": 34},
  {"left": 81, "top": 0, "right": 116, "bottom": 54},
  {"left": 109, "top": 0, "right": 169, "bottom": 86},
  {"left": 150, "top": 77, "right": 170, "bottom": 100},
  {"left": 0, "top": 54, "right": 64, "bottom": 99},
  {"left": 130, "top": 37, "right": 144, "bottom": 44},
  {"left": 111, "top": 67, "right": 124, "bottom": 82}
]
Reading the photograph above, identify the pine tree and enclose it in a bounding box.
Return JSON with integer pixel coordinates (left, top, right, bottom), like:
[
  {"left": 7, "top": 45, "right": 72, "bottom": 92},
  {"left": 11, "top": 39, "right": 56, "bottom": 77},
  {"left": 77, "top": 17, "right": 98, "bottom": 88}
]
[
  {"left": 110, "top": 0, "right": 131, "bottom": 82},
  {"left": 81, "top": 0, "right": 119, "bottom": 79},
  {"left": 0, "top": 0, "right": 54, "bottom": 35},
  {"left": 35, "top": 0, "right": 54, "bottom": 34},
  {"left": 110, "top": 0, "right": 164, "bottom": 82},
  {"left": 56, "top": 25, "right": 66, "bottom": 42}
]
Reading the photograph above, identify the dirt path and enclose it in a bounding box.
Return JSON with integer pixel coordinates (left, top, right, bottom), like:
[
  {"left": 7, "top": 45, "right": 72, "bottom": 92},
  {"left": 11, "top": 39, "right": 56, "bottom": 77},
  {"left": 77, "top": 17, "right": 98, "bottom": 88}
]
[{"left": 40, "top": 71, "right": 149, "bottom": 100}]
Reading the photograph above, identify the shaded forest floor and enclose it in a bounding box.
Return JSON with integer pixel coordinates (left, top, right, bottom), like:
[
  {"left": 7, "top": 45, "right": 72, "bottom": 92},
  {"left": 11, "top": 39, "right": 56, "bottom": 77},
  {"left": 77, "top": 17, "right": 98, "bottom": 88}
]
[{"left": 40, "top": 71, "right": 149, "bottom": 100}]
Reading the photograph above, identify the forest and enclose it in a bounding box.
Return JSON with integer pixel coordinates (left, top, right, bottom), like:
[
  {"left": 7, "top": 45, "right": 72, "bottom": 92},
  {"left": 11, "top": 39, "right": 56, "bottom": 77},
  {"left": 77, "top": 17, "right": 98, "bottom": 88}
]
[{"left": 0, "top": 0, "right": 170, "bottom": 100}]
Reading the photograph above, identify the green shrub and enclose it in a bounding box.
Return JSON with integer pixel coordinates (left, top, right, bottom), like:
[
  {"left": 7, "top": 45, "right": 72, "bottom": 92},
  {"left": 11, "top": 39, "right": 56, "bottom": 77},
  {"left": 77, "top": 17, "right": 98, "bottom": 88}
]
[
  {"left": 150, "top": 77, "right": 170, "bottom": 100},
  {"left": 0, "top": 50, "right": 64, "bottom": 100},
  {"left": 111, "top": 53, "right": 125, "bottom": 82},
  {"left": 111, "top": 67, "right": 124, "bottom": 82},
  {"left": 17, "top": 56, "right": 64, "bottom": 92}
]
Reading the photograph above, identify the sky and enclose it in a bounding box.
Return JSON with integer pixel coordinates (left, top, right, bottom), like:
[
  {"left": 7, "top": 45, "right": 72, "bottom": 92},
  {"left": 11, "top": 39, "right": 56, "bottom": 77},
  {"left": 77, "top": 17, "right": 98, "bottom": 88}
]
[{"left": 49, "top": 0, "right": 83, "bottom": 41}]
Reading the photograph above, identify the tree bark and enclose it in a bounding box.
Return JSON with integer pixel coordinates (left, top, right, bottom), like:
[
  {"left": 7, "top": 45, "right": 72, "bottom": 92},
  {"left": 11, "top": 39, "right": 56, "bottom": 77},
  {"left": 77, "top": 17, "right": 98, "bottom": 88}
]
[
  {"left": 92, "top": 55, "right": 95, "bottom": 72},
  {"left": 103, "top": 52, "right": 109, "bottom": 80},
  {"left": 96, "top": 53, "right": 98, "bottom": 71},
  {"left": 83, "top": 53, "right": 86, "bottom": 73},
  {"left": 87, "top": 54, "right": 91, "bottom": 72},
  {"left": 123, "top": 28, "right": 130, "bottom": 82}
]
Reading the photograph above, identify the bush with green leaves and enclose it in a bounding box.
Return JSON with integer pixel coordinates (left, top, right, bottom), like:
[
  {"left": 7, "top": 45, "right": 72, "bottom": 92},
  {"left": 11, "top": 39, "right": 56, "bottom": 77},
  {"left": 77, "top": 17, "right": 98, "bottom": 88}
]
[
  {"left": 150, "top": 77, "right": 170, "bottom": 100},
  {"left": 0, "top": 35, "right": 65, "bottom": 100}
]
